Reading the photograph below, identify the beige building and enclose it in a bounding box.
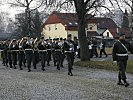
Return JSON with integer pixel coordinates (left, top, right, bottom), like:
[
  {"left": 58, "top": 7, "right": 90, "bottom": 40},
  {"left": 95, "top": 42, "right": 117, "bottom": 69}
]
[
  {"left": 42, "top": 11, "right": 97, "bottom": 40},
  {"left": 42, "top": 11, "right": 128, "bottom": 40}
]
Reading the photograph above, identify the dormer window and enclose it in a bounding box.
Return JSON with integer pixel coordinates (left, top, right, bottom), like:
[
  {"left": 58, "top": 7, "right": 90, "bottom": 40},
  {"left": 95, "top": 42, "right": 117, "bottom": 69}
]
[
  {"left": 55, "top": 24, "right": 57, "bottom": 30},
  {"left": 75, "top": 22, "right": 78, "bottom": 25},
  {"left": 49, "top": 27, "right": 51, "bottom": 31},
  {"left": 69, "top": 22, "right": 72, "bottom": 25}
]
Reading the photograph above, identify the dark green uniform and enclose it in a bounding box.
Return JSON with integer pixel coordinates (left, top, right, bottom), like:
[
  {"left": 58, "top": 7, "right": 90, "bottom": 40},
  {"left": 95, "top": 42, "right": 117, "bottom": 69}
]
[
  {"left": 63, "top": 40, "right": 75, "bottom": 76},
  {"left": 37, "top": 40, "right": 47, "bottom": 71},
  {"left": 23, "top": 40, "right": 33, "bottom": 72},
  {"left": 10, "top": 42, "right": 19, "bottom": 69},
  {"left": 112, "top": 39, "right": 133, "bottom": 86}
]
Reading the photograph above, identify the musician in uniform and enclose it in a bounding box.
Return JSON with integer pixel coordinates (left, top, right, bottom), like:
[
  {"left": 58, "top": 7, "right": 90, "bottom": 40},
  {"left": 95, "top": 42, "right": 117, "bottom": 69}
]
[
  {"left": 63, "top": 34, "right": 75, "bottom": 76},
  {"left": 53, "top": 38, "right": 62, "bottom": 70},
  {"left": 18, "top": 37, "right": 26, "bottom": 70},
  {"left": 37, "top": 37, "right": 47, "bottom": 71},
  {"left": 32, "top": 38, "right": 39, "bottom": 69},
  {"left": 7, "top": 40, "right": 12, "bottom": 68},
  {"left": 45, "top": 39, "right": 52, "bottom": 66},
  {"left": 112, "top": 33, "right": 133, "bottom": 87},
  {"left": 51, "top": 38, "right": 57, "bottom": 66},
  {"left": 23, "top": 35, "right": 33, "bottom": 72},
  {"left": 0, "top": 41, "right": 5, "bottom": 66},
  {"left": 59, "top": 38, "right": 65, "bottom": 68},
  {"left": 10, "top": 39, "right": 19, "bottom": 69}
]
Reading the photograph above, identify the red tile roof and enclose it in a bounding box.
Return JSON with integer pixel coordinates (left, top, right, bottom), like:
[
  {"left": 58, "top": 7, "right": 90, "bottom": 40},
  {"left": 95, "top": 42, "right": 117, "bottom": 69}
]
[
  {"left": 42, "top": 11, "right": 93, "bottom": 30},
  {"left": 87, "top": 31, "right": 99, "bottom": 37},
  {"left": 108, "top": 28, "right": 133, "bottom": 38}
]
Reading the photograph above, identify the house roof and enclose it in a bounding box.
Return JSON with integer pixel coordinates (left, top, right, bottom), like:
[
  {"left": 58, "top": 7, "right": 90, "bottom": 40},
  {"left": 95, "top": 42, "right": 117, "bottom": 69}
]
[
  {"left": 87, "top": 31, "right": 99, "bottom": 37},
  {"left": 42, "top": 11, "right": 133, "bottom": 38},
  {"left": 43, "top": 11, "right": 94, "bottom": 30},
  {"left": 95, "top": 17, "right": 118, "bottom": 29},
  {"left": 108, "top": 28, "right": 132, "bottom": 38}
]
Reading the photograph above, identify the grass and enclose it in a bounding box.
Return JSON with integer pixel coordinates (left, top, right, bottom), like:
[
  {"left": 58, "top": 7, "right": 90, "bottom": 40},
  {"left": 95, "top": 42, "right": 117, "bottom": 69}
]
[{"left": 74, "top": 60, "right": 133, "bottom": 74}]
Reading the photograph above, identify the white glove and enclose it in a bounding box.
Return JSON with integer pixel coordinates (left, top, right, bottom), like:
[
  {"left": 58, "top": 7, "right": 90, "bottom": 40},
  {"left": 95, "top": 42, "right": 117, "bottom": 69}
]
[
  {"left": 69, "top": 48, "right": 72, "bottom": 51},
  {"left": 113, "top": 61, "right": 117, "bottom": 64},
  {"left": 19, "top": 46, "right": 22, "bottom": 48}
]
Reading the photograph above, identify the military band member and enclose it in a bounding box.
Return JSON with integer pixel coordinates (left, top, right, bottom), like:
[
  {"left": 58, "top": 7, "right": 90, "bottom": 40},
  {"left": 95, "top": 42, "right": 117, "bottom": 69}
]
[
  {"left": 10, "top": 39, "right": 19, "bottom": 69},
  {"left": 52, "top": 38, "right": 57, "bottom": 66},
  {"left": 37, "top": 37, "right": 47, "bottom": 71},
  {"left": 23, "top": 35, "right": 33, "bottom": 72},
  {"left": 46, "top": 39, "right": 52, "bottom": 66},
  {"left": 18, "top": 38, "right": 26, "bottom": 70},
  {"left": 33, "top": 38, "right": 39, "bottom": 69},
  {"left": 112, "top": 33, "right": 133, "bottom": 87},
  {"left": 59, "top": 38, "right": 65, "bottom": 68},
  {"left": 7, "top": 40, "right": 12, "bottom": 68},
  {"left": 53, "top": 38, "right": 62, "bottom": 70},
  {"left": 63, "top": 34, "right": 75, "bottom": 76},
  {"left": 0, "top": 41, "right": 5, "bottom": 66}
]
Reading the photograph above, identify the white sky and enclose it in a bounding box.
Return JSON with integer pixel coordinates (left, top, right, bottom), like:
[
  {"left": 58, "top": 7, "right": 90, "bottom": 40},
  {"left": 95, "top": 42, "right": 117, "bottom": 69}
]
[{"left": 0, "top": 0, "right": 131, "bottom": 19}]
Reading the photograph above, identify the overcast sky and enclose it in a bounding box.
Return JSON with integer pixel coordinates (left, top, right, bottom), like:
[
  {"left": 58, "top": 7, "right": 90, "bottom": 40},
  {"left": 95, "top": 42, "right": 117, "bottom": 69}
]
[{"left": 0, "top": 0, "right": 131, "bottom": 19}]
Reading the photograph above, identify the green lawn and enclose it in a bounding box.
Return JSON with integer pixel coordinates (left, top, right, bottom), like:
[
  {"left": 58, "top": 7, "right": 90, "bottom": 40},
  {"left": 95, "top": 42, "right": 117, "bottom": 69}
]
[{"left": 74, "top": 60, "right": 133, "bottom": 74}]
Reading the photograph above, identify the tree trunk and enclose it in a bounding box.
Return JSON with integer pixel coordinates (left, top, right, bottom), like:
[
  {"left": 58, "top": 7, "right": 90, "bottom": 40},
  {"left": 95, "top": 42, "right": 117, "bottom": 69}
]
[
  {"left": 78, "top": 17, "right": 90, "bottom": 61},
  {"left": 74, "top": 0, "right": 90, "bottom": 61}
]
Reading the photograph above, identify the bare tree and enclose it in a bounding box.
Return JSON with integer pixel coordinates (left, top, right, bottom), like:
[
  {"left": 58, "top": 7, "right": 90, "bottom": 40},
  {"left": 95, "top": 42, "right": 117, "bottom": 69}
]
[
  {"left": 41, "top": 0, "right": 111, "bottom": 61},
  {"left": 9, "top": 0, "right": 45, "bottom": 36},
  {"left": 112, "top": 0, "right": 133, "bottom": 33}
]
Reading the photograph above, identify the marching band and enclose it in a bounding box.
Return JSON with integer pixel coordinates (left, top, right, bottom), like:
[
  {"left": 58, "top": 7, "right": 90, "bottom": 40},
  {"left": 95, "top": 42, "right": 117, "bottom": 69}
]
[{"left": 0, "top": 34, "right": 75, "bottom": 76}]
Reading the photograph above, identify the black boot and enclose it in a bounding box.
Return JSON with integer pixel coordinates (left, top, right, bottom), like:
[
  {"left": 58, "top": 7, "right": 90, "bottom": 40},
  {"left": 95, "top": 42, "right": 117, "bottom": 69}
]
[
  {"left": 14, "top": 65, "right": 16, "bottom": 69},
  {"left": 123, "top": 80, "right": 129, "bottom": 87},
  {"left": 34, "top": 65, "right": 36, "bottom": 69},
  {"left": 117, "top": 81, "right": 124, "bottom": 85},
  {"left": 28, "top": 69, "right": 31, "bottom": 72},
  {"left": 54, "top": 62, "right": 56, "bottom": 66},
  {"left": 68, "top": 72, "right": 73, "bottom": 76},
  {"left": 47, "top": 63, "right": 50, "bottom": 66},
  {"left": 57, "top": 65, "right": 60, "bottom": 70}
]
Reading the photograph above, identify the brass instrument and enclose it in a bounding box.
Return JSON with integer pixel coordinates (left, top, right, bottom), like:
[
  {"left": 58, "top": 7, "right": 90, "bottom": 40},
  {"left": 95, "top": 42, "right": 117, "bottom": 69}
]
[{"left": 19, "top": 38, "right": 24, "bottom": 48}]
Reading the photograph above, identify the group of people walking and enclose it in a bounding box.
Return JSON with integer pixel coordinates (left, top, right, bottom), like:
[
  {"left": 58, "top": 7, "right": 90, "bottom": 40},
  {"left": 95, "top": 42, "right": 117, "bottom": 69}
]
[
  {"left": 0, "top": 34, "right": 75, "bottom": 76},
  {"left": 88, "top": 38, "right": 108, "bottom": 58}
]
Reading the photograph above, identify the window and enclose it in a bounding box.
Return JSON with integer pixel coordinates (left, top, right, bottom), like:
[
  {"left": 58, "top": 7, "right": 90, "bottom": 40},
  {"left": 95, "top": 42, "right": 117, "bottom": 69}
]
[
  {"left": 69, "top": 22, "right": 72, "bottom": 25},
  {"left": 107, "top": 32, "right": 109, "bottom": 37},
  {"left": 55, "top": 24, "right": 57, "bottom": 30},
  {"left": 75, "top": 22, "right": 78, "bottom": 25},
  {"left": 49, "top": 26, "right": 51, "bottom": 31},
  {"left": 90, "top": 27, "right": 92, "bottom": 30}
]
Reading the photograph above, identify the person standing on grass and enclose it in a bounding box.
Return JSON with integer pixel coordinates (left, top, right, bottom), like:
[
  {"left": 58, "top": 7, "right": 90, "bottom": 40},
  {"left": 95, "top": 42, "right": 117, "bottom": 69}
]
[{"left": 112, "top": 32, "right": 133, "bottom": 87}]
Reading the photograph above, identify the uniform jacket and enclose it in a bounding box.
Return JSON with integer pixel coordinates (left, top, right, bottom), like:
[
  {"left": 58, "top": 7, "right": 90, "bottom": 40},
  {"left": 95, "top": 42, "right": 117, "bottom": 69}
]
[{"left": 112, "top": 40, "right": 133, "bottom": 61}]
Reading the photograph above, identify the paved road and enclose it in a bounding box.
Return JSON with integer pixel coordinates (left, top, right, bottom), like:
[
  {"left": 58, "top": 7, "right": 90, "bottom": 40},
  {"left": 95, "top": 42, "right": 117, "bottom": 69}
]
[{"left": 0, "top": 59, "right": 133, "bottom": 100}]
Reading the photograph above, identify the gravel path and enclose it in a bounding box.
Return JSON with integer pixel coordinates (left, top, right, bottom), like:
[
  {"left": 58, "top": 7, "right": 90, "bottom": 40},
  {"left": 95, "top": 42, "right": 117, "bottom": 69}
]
[{"left": 0, "top": 61, "right": 133, "bottom": 100}]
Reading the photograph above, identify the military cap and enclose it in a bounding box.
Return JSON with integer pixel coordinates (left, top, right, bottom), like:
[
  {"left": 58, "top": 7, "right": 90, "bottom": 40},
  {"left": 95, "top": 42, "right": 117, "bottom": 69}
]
[
  {"left": 63, "top": 38, "right": 66, "bottom": 41},
  {"left": 27, "top": 35, "right": 30, "bottom": 37},
  {"left": 40, "top": 36, "right": 44, "bottom": 39},
  {"left": 45, "top": 39, "right": 49, "bottom": 41},
  {"left": 56, "top": 38, "right": 59, "bottom": 40},
  {"left": 12, "top": 39, "right": 16, "bottom": 42},
  {"left": 67, "top": 34, "right": 71, "bottom": 37},
  {"left": 60, "top": 37, "right": 63, "bottom": 40}
]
